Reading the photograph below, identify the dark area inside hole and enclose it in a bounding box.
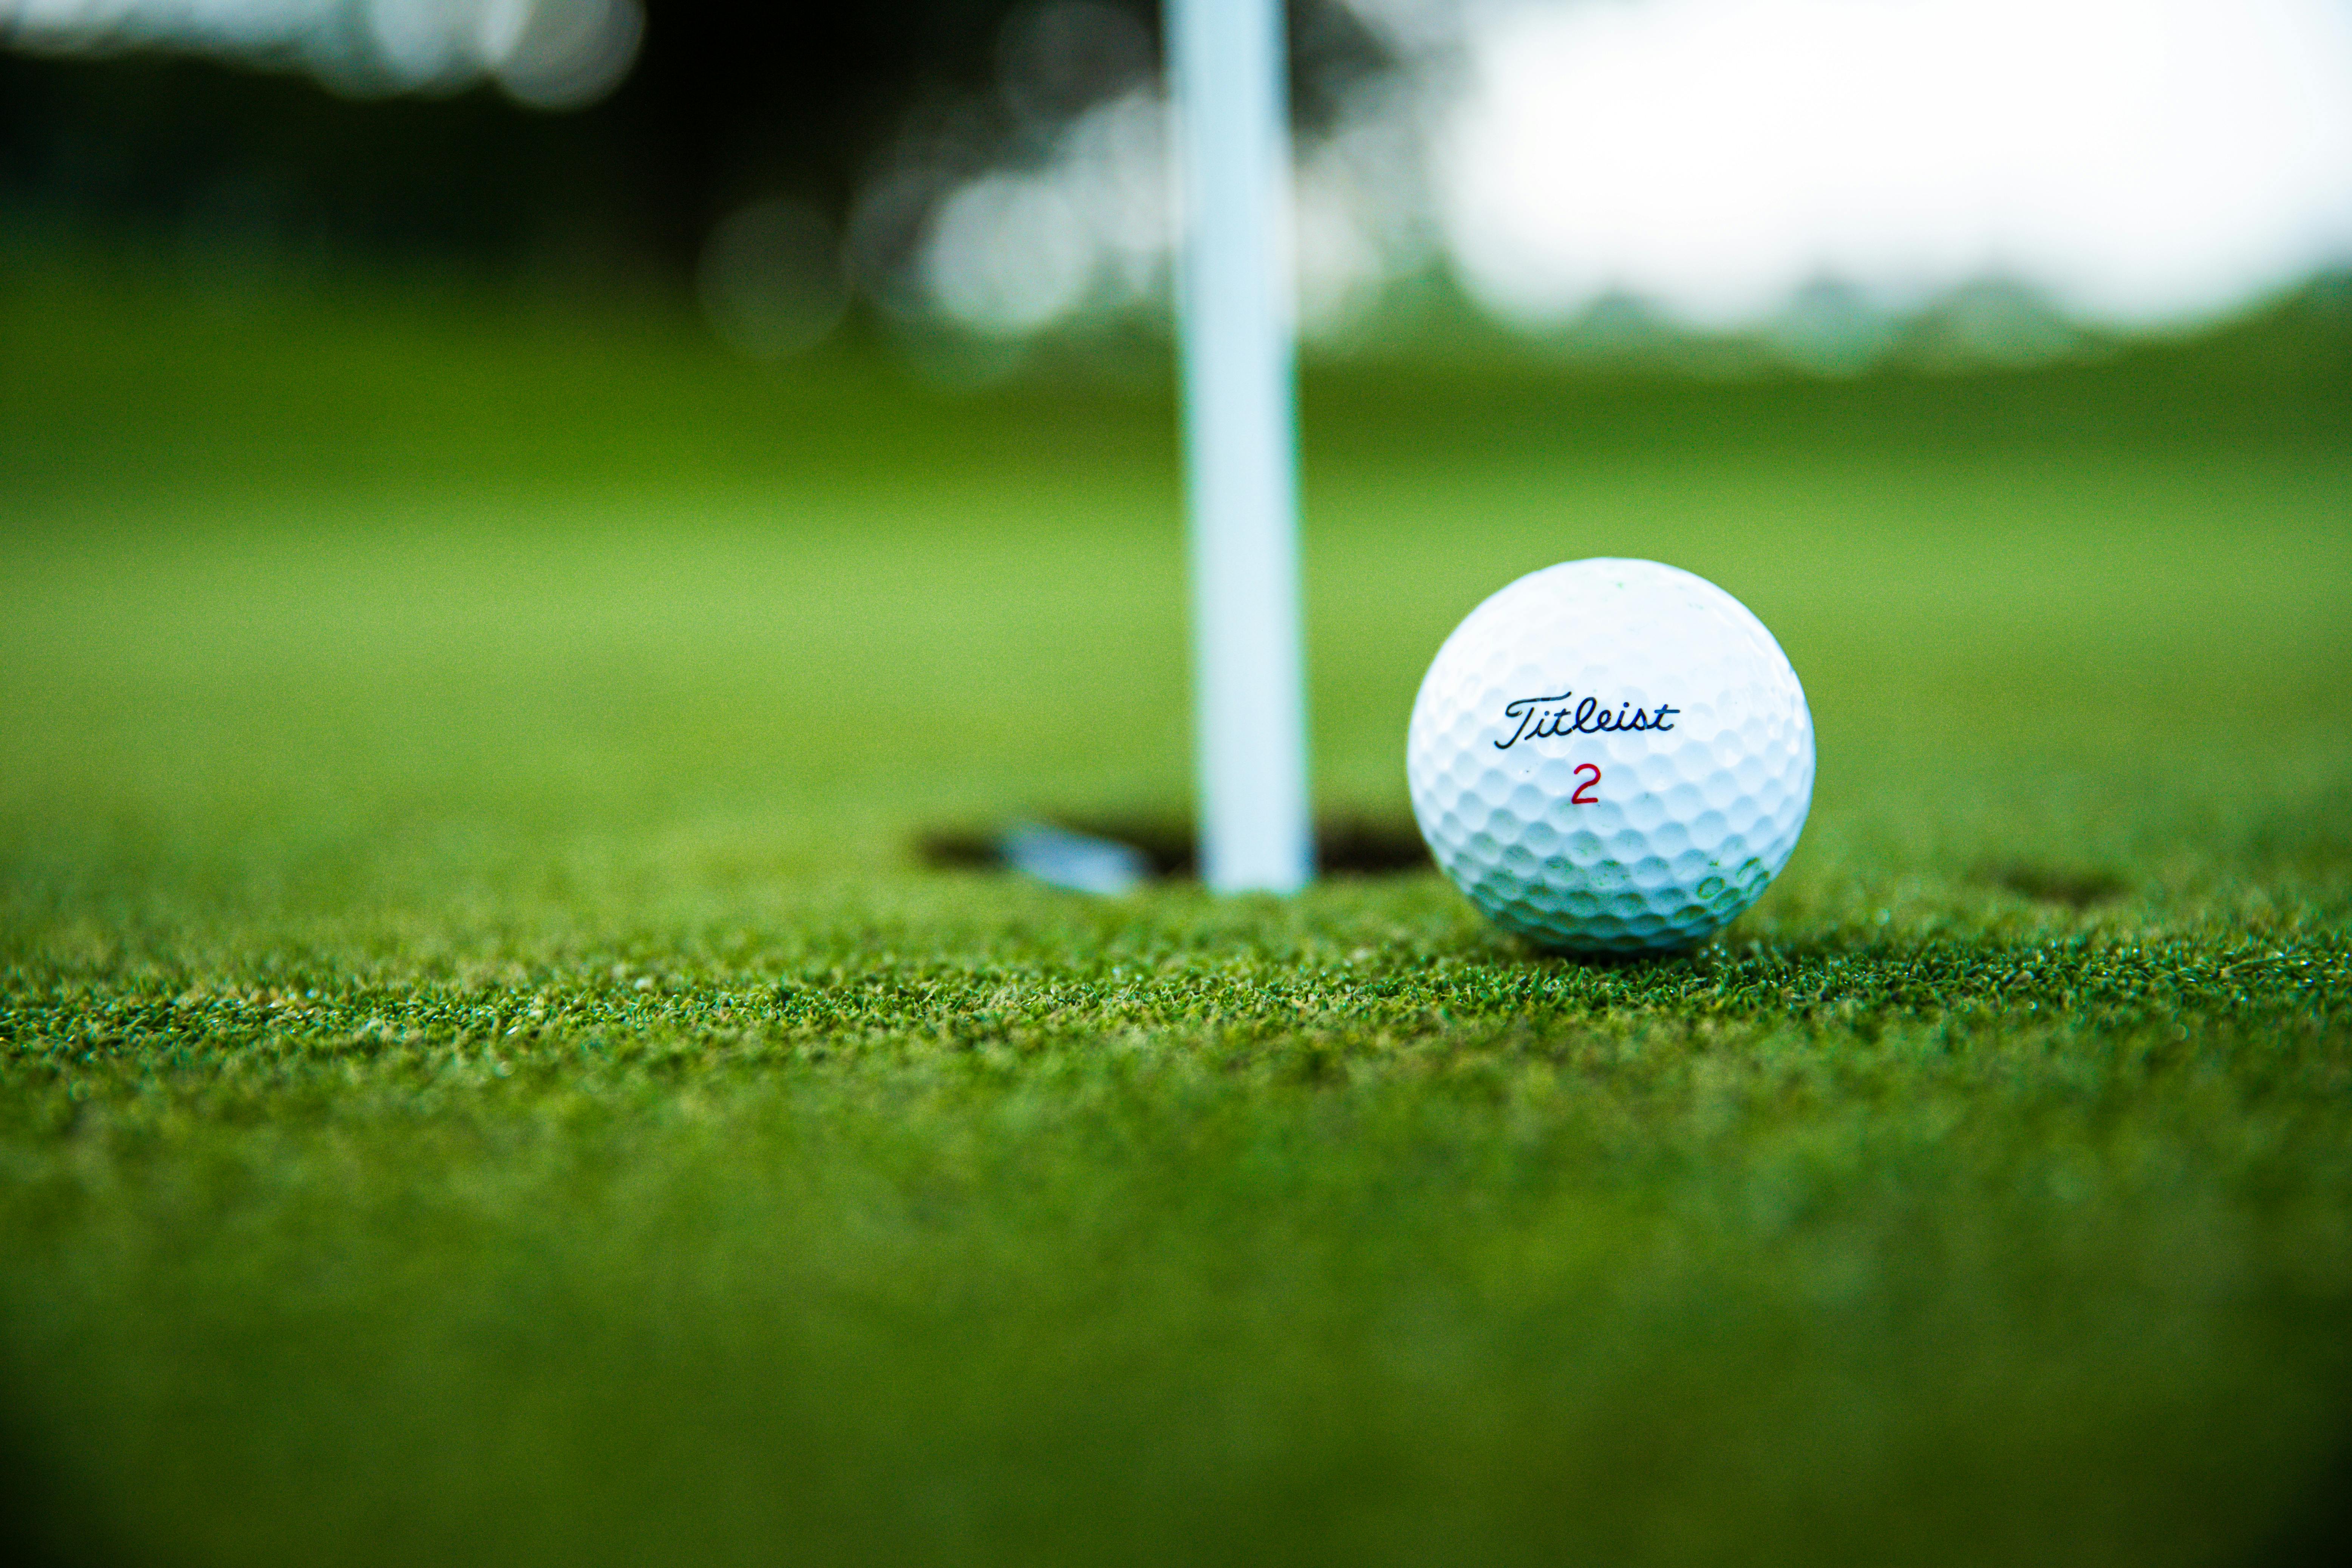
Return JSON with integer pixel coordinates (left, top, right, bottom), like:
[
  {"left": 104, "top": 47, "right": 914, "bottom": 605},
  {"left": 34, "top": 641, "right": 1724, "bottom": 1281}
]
[
  {"left": 1980, "top": 862, "right": 2129, "bottom": 909},
  {"left": 917, "top": 814, "right": 1432, "bottom": 879}
]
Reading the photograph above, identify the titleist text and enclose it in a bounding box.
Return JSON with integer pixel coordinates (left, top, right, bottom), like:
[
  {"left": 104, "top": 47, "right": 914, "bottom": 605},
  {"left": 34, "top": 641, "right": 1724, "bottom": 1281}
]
[{"left": 1495, "top": 692, "right": 1680, "bottom": 750}]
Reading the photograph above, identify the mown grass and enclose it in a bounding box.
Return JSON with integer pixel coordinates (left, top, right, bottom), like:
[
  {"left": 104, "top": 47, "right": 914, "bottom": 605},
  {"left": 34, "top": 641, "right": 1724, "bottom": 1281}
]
[{"left": 3, "top": 258, "right": 2350, "bottom": 1566}]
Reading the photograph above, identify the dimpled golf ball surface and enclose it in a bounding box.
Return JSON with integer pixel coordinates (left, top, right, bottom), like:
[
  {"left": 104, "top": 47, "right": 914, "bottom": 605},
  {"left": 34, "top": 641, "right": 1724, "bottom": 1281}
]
[{"left": 1407, "top": 558, "right": 1814, "bottom": 953}]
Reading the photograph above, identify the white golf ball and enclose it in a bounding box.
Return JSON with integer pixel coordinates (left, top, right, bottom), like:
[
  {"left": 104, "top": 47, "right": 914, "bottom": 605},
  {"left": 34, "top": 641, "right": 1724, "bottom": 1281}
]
[{"left": 1406, "top": 558, "right": 1814, "bottom": 954}]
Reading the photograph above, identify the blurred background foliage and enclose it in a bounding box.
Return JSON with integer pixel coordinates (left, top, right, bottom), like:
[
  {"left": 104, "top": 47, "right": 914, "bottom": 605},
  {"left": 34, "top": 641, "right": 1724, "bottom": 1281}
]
[
  {"left": 0, "top": 0, "right": 1111, "bottom": 273},
  {"left": 0, "top": 1, "right": 1379, "bottom": 301},
  {"left": 11, "top": 0, "right": 2350, "bottom": 377}
]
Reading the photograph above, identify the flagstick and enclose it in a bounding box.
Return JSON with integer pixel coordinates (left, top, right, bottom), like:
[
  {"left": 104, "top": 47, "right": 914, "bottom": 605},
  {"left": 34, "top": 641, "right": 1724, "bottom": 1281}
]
[{"left": 1168, "top": 0, "right": 1313, "bottom": 893}]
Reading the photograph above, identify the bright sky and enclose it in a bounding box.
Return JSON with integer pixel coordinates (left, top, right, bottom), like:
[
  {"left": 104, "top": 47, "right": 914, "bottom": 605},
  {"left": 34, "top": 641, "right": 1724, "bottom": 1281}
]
[{"left": 1440, "top": 0, "right": 2352, "bottom": 331}]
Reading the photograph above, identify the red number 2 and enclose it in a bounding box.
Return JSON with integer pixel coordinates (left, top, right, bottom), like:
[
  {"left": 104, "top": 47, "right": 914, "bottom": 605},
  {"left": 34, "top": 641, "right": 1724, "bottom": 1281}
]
[{"left": 1571, "top": 763, "right": 1601, "bottom": 805}]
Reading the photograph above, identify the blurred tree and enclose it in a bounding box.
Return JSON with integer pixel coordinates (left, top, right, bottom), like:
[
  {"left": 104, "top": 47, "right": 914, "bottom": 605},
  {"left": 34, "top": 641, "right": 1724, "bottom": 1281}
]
[
  {"left": 0, "top": 1, "right": 1036, "bottom": 274},
  {"left": 0, "top": 1, "right": 1375, "bottom": 286}
]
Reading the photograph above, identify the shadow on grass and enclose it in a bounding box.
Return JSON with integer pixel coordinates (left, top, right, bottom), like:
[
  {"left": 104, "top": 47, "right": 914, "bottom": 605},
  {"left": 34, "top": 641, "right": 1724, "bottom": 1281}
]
[{"left": 1976, "top": 860, "right": 2129, "bottom": 909}]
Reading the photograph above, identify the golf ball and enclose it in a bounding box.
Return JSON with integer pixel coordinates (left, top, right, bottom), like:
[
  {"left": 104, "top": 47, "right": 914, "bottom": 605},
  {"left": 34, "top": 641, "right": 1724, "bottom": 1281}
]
[{"left": 1406, "top": 558, "right": 1814, "bottom": 953}]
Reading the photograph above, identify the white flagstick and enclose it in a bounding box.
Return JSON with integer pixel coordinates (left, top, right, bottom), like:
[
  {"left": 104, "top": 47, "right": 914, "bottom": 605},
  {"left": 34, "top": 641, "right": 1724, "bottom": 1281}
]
[{"left": 1168, "top": 0, "right": 1314, "bottom": 893}]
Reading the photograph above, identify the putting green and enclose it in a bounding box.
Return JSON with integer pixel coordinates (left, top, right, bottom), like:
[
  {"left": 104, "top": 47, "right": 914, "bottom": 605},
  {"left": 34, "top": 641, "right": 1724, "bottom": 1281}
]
[{"left": 4, "top": 262, "right": 2349, "bottom": 1566}]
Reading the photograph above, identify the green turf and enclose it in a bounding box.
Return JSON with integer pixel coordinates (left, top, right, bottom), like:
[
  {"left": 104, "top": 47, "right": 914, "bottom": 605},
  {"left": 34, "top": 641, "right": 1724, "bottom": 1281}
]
[{"left": 4, "top": 260, "right": 2350, "bottom": 1566}]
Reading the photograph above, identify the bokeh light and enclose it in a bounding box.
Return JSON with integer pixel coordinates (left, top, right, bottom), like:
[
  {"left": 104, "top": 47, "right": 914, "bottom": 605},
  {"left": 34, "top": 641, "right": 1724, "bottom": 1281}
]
[
  {"left": 875, "top": 0, "right": 2352, "bottom": 362},
  {"left": 0, "top": 0, "right": 643, "bottom": 107},
  {"left": 697, "top": 198, "right": 851, "bottom": 360},
  {"left": 918, "top": 91, "right": 1170, "bottom": 339}
]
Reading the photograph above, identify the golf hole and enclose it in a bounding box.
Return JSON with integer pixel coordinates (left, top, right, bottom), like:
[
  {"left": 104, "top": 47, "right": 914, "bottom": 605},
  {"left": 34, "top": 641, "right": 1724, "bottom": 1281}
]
[{"left": 918, "top": 814, "right": 1432, "bottom": 891}]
